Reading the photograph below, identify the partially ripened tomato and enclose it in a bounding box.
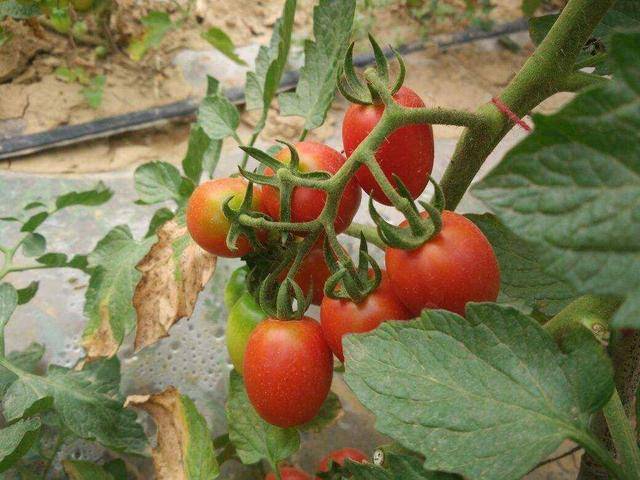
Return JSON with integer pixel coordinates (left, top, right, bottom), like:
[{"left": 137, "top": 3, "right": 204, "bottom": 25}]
[
  {"left": 226, "top": 292, "right": 266, "bottom": 375},
  {"left": 385, "top": 211, "right": 500, "bottom": 316},
  {"left": 261, "top": 141, "right": 361, "bottom": 234},
  {"left": 265, "top": 466, "right": 311, "bottom": 480},
  {"left": 317, "top": 448, "right": 369, "bottom": 473},
  {"left": 186, "top": 178, "right": 262, "bottom": 258},
  {"left": 278, "top": 247, "right": 331, "bottom": 305},
  {"left": 342, "top": 86, "right": 434, "bottom": 205},
  {"left": 320, "top": 271, "right": 412, "bottom": 362},
  {"left": 243, "top": 317, "right": 333, "bottom": 428}
]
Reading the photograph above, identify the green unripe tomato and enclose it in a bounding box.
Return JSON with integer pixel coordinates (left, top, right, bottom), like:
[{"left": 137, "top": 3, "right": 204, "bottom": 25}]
[
  {"left": 224, "top": 266, "right": 248, "bottom": 310},
  {"left": 226, "top": 292, "right": 266, "bottom": 374}
]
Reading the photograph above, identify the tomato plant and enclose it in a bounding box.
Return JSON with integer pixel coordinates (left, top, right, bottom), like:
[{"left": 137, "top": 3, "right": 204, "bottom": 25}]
[
  {"left": 320, "top": 270, "right": 412, "bottom": 362},
  {"left": 2, "top": 0, "right": 640, "bottom": 479},
  {"left": 243, "top": 318, "right": 333, "bottom": 428},
  {"left": 385, "top": 210, "right": 500, "bottom": 316},
  {"left": 186, "top": 177, "right": 263, "bottom": 258},
  {"left": 343, "top": 86, "right": 434, "bottom": 205}
]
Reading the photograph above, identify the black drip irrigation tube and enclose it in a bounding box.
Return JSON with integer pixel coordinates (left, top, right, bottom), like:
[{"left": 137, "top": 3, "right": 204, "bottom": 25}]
[{"left": 0, "top": 18, "right": 529, "bottom": 161}]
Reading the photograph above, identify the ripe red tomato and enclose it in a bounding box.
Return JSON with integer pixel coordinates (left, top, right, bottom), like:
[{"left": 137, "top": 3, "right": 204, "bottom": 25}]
[
  {"left": 320, "top": 271, "right": 413, "bottom": 362},
  {"left": 244, "top": 318, "right": 333, "bottom": 428},
  {"left": 385, "top": 211, "right": 500, "bottom": 316},
  {"left": 261, "top": 141, "right": 361, "bottom": 234},
  {"left": 317, "top": 448, "right": 368, "bottom": 472},
  {"left": 342, "top": 86, "right": 434, "bottom": 205},
  {"left": 265, "top": 467, "right": 311, "bottom": 480},
  {"left": 186, "top": 178, "right": 262, "bottom": 257}
]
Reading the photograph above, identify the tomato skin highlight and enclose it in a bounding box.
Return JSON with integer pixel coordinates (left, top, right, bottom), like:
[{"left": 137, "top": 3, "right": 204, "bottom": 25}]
[
  {"left": 243, "top": 317, "right": 333, "bottom": 428},
  {"left": 385, "top": 211, "right": 500, "bottom": 316},
  {"left": 342, "top": 86, "right": 434, "bottom": 206},
  {"left": 186, "top": 178, "right": 262, "bottom": 258},
  {"left": 320, "top": 271, "right": 413, "bottom": 362},
  {"left": 226, "top": 292, "right": 267, "bottom": 375},
  {"left": 265, "top": 467, "right": 312, "bottom": 480},
  {"left": 317, "top": 448, "right": 369, "bottom": 472},
  {"left": 261, "top": 141, "right": 361, "bottom": 234}
]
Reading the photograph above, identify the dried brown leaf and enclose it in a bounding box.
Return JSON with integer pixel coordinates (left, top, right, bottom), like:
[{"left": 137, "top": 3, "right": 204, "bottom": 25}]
[{"left": 133, "top": 220, "right": 216, "bottom": 352}]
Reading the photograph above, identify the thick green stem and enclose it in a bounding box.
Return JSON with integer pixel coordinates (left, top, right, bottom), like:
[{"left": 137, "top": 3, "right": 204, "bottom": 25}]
[
  {"left": 602, "top": 390, "right": 640, "bottom": 478},
  {"left": 439, "top": 0, "right": 615, "bottom": 210},
  {"left": 544, "top": 295, "right": 621, "bottom": 339},
  {"left": 572, "top": 429, "right": 631, "bottom": 480}
]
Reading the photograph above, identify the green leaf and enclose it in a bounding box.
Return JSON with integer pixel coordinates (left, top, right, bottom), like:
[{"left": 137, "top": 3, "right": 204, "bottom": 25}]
[
  {"left": 226, "top": 370, "right": 299, "bottom": 466},
  {"left": 182, "top": 124, "right": 223, "bottom": 184},
  {"left": 135, "top": 161, "right": 185, "bottom": 204},
  {"left": 0, "top": 26, "right": 10, "bottom": 47},
  {"left": 126, "top": 387, "right": 218, "bottom": 479},
  {"left": 473, "top": 30, "right": 640, "bottom": 328},
  {"left": 21, "top": 211, "right": 48, "bottom": 233},
  {"left": 467, "top": 213, "right": 575, "bottom": 315},
  {"left": 521, "top": 0, "right": 542, "bottom": 17},
  {"left": 83, "top": 75, "right": 106, "bottom": 109},
  {"left": 344, "top": 304, "right": 614, "bottom": 480},
  {"left": 206, "top": 75, "right": 220, "bottom": 96},
  {"left": 0, "top": 343, "right": 44, "bottom": 396},
  {"left": 0, "top": 1, "right": 40, "bottom": 19},
  {"left": 103, "top": 459, "right": 128, "bottom": 480},
  {"left": 55, "top": 181, "right": 113, "bottom": 209},
  {"left": 16, "top": 281, "right": 39, "bottom": 305},
  {"left": 244, "top": 0, "right": 296, "bottom": 120},
  {"left": 35, "top": 253, "right": 69, "bottom": 267},
  {"left": 0, "top": 282, "right": 18, "bottom": 332},
  {"left": 279, "top": 0, "right": 355, "bottom": 131},
  {"left": 55, "top": 66, "right": 77, "bottom": 83},
  {"left": 197, "top": 94, "right": 240, "bottom": 140},
  {"left": 127, "top": 10, "right": 174, "bottom": 61},
  {"left": 63, "top": 460, "right": 116, "bottom": 480},
  {"left": 21, "top": 233, "right": 46, "bottom": 258},
  {"left": 2, "top": 357, "right": 148, "bottom": 454},
  {"left": 0, "top": 418, "right": 41, "bottom": 473},
  {"left": 201, "top": 26, "right": 247, "bottom": 65},
  {"left": 145, "top": 207, "right": 175, "bottom": 238},
  {"left": 300, "top": 391, "right": 341, "bottom": 433},
  {"left": 82, "top": 226, "right": 155, "bottom": 359},
  {"left": 343, "top": 453, "right": 460, "bottom": 480}
]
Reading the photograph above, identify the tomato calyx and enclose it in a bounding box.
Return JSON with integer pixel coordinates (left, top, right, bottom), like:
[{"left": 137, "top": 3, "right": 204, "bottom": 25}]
[
  {"left": 221, "top": 181, "right": 269, "bottom": 253},
  {"left": 322, "top": 233, "right": 381, "bottom": 303},
  {"left": 369, "top": 174, "right": 445, "bottom": 250},
  {"left": 239, "top": 140, "right": 332, "bottom": 227},
  {"left": 337, "top": 34, "right": 406, "bottom": 106}
]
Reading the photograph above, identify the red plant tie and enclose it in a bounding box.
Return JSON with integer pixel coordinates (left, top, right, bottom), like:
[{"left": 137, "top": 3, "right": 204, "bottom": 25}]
[{"left": 491, "top": 97, "right": 532, "bottom": 132}]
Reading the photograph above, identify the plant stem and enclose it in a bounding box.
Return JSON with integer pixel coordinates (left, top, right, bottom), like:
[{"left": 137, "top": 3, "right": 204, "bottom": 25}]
[
  {"left": 344, "top": 222, "right": 386, "bottom": 250},
  {"left": 439, "top": 0, "right": 615, "bottom": 210},
  {"left": 602, "top": 390, "right": 640, "bottom": 478},
  {"left": 240, "top": 132, "right": 260, "bottom": 169},
  {"left": 42, "top": 433, "right": 66, "bottom": 479},
  {"left": 573, "top": 429, "right": 631, "bottom": 480},
  {"left": 544, "top": 295, "right": 621, "bottom": 340},
  {"left": 556, "top": 71, "right": 609, "bottom": 93}
]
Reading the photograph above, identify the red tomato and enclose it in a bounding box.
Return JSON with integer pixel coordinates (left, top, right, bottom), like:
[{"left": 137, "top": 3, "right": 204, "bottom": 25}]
[
  {"left": 320, "top": 271, "right": 413, "bottom": 362},
  {"left": 244, "top": 317, "right": 333, "bottom": 428},
  {"left": 262, "top": 141, "right": 361, "bottom": 234},
  {"left": 342, "top": 86, "right": 434, "bottom": 205},
  {"left": 186, "top": 178, "right": 262, "bottom": 258},
  {"left": 265, "top": 467, "right": 312, "bottom": 480},
  {"left": 385, "top": 211, "right": 500, "bottom": 316},
  {"left": 317, "top": 448, "right": 368, "bottom": 472}
]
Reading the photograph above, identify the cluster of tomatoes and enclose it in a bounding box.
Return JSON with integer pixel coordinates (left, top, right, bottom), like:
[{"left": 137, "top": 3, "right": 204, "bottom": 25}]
[
  {"left": 265, "top": 448, "right": 368, "bottom": 480},
  {"left": 186, "top": 85, "right": 500, "bottom": 429}
]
